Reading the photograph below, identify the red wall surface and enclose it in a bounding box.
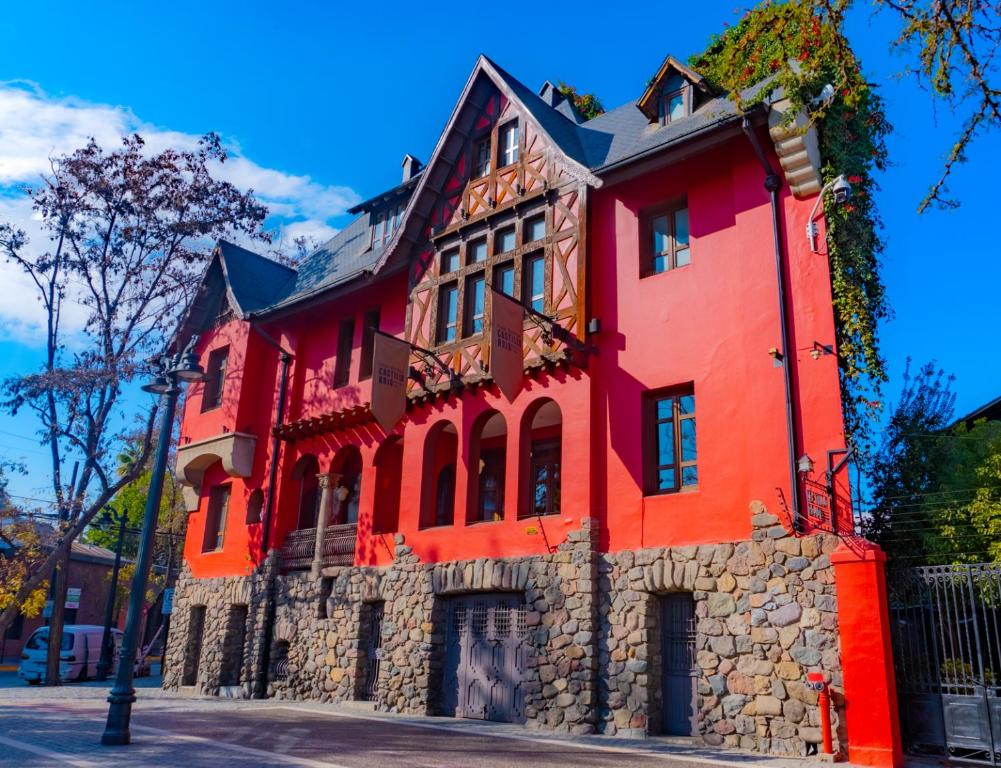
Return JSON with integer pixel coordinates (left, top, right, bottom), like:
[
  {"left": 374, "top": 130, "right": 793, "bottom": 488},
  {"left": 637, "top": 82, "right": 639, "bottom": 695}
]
[
  {"left": 178, "top": 136, "right": 846, "bottom": 576},
  {"left": 590, "top": 138, "right": 846, "bottom": 553}
]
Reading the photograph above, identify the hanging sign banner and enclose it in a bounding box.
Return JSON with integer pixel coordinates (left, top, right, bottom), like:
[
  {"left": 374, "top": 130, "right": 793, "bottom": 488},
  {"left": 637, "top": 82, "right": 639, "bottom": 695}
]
[
  {"left": 370, "top": 333, "right": 410, "bottom": 431},
  {"left": 490, "top": 290, "right": 525, "bottom": 402}
]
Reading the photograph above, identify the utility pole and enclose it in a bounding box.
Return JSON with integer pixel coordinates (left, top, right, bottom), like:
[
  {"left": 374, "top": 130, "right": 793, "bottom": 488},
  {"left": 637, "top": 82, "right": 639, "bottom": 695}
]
[
  {"left": 45, "top": 461, "right": 78, "bottom": 686},
  {"left": 97, "top": 506, "right": 128, "bottom": 681}
]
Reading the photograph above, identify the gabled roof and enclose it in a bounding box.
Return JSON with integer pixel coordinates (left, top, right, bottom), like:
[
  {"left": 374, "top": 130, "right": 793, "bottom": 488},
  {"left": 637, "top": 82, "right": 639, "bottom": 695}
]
[
  {"left": 263, "top": 211, "right": 393, "bottom": 312},
  {"left": 636, "top": 54, "right": 713, "bottom": 121},
  {"left": 199, "top": 55, "right": 789, "bottom": 320},
  {"left": 216, "top": 240, "right": 297, "bottom": 315},
  {"left": 370, "top": 54, "right": 603, "bottom": 278}
]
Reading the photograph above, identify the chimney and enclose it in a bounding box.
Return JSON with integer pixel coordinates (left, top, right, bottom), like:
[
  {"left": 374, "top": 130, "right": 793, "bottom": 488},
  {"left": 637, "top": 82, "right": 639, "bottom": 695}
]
[
  {"left": 538, "top": 81, "right": 564, "bottom": 108},
  {"left": 401, "top": 154, "right": 422, "bottom": 183}
]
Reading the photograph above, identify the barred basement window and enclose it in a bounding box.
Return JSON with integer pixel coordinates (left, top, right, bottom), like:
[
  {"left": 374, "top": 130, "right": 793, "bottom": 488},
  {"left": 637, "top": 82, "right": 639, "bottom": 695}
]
[{"left": 644, "top": 386, "right": 697, "bottom": 494}]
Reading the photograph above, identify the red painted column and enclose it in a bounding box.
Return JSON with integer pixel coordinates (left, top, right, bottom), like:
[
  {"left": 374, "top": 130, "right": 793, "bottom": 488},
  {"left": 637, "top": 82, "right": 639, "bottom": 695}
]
[{"left": 831, "top": 544, "right": 903, "bottom": 768}]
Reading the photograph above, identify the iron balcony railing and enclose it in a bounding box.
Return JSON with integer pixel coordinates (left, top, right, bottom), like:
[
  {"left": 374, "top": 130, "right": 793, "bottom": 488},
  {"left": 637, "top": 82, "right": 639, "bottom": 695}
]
[{"left": 278, "top": 523, "right": 357, "bottom": 571}]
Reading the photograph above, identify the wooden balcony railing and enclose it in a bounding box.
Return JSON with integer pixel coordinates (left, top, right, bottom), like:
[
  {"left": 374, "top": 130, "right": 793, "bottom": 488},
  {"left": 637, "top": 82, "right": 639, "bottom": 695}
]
[{"left": 278, "top": 523, "right": 357, "bottom": 572}]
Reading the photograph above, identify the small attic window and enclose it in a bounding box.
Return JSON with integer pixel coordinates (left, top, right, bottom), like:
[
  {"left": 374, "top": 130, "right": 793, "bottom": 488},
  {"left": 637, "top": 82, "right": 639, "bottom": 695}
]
[
  {"left": 659, "top": 74, "right": 689, "bottom": 125},
  {"left": 372, "top": 203, "right": 403, "bottom": 248}
]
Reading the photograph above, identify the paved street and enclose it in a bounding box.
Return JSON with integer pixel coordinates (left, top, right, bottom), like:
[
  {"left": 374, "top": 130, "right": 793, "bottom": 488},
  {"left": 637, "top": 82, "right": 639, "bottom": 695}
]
[{"left": 0, "top": 672, "right": 832, "bottom": 767}]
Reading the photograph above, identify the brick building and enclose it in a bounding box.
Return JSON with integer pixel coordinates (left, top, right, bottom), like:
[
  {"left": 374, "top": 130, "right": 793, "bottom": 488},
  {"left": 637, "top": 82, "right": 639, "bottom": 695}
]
[{"left": 162, "top": 54, "right": 902, "bottom": 766}]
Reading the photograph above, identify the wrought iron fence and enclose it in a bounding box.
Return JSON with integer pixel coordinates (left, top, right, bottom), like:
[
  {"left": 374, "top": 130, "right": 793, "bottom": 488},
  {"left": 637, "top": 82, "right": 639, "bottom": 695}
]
[{"left": 888, "top": 562, "right": 1001, "bottom": 765}]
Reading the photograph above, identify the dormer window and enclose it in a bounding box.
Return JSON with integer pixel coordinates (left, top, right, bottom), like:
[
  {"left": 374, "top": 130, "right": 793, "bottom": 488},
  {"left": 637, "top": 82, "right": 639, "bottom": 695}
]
[
  {"left": 372, "top": 203, "right": 403, "bottom": 248},
  {"left": 499, "top": 121, "right": 519, "bottom": 167},
  {"left": 636, "top": 56, "right": 709, "bottom": 126},
  {"left": 659, "top": 74, "right": 689, "bottom": 125}
]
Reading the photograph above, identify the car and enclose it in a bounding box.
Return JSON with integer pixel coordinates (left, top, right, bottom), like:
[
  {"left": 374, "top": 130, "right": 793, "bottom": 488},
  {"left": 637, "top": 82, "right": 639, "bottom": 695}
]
[{"left": 16, "top": 625, "right": 139, "bottom": 684}]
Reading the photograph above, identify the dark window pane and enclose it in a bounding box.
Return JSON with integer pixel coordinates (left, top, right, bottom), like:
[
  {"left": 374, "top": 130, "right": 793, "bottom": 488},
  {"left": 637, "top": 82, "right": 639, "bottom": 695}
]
[
  {"left": 652, "top": 214, "right": 670, "bottom": 255},
  {"left": 682, "top": 466, "right": 698, "bottom": 487},
  {"left": 333, "top": 318, "right": 355, "bottom": 388},
  {"left": 494, "top": 263, "right": 514, "bottom": 296},
  {"left": 656, "top": 397, "right": 674, "bottom": 420},
  {"left": 657, "top": 422, "right": 675, "bottom": 466},
  {"left": 464, "top": 274, "right": 485, "bottom": 336},
  {"left": 674, "top": 208, "right": 689, "bottom": 246},
  {"left": 469, "top": 238, "right": 487, "bottom": 264},
  {"left": 496, "top": 227, "right": 516, "bottom": 254},
  {"left": 658, "top": 469, "right": 676, "bottom": 491},
  {"left": 526, "top": 215, "right": 545, "bottom": 242},
  {"left": 438, "top": 284, "right": 458, "bottom": 343},
  {"left": 668, "top": 92, "right": 685, "bottom": 121},
  {"left": 441, "top": 248, "right": 459, "bottom": 274},
  {"left": 681, "top": 418, "right": 697, "bottom": 462},
  {"left": 474, "top": 139, "right": 491, "bottom": 177},
  {"left": 525, "top": 255, "right": 545, "bottom": 313}
]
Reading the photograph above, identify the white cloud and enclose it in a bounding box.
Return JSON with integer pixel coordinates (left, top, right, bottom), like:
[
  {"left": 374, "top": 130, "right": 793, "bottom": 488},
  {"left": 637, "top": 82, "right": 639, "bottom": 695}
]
[{"left": 0, "top": 80, "right": 360, "bottom": 344}]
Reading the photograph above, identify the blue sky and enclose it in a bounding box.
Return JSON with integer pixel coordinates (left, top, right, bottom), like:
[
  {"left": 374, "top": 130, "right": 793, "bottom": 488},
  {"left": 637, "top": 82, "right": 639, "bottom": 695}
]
[{"left": 0, "top": 0, "right": 998, "bottom": 502}]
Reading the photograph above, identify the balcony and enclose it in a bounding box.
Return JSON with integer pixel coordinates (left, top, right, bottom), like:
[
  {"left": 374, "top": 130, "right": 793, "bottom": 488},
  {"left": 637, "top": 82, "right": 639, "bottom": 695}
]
[{"left": 278, "top": 524, "right": 357, "bottom": 572}]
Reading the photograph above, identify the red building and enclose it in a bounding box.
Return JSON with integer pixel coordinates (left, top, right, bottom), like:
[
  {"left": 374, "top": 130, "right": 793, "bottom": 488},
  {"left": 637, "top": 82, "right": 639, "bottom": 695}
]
[{"left": 163, "top": 55, "right": 901, "bottom": 766}]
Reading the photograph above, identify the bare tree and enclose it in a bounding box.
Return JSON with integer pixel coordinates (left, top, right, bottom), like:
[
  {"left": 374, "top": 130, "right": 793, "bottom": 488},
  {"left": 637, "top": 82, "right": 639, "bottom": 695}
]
[{"left": 0, "top": 133, "right": 268, "bottom": 666}]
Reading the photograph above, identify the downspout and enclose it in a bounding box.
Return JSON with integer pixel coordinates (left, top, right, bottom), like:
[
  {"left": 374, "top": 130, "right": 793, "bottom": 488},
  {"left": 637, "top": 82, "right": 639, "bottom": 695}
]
[
  {"left": 248, "top": 318, "right": 294, "bottom": 699},
  {"left": 742, "top": 114, "right": 801, "bottom": 532}
]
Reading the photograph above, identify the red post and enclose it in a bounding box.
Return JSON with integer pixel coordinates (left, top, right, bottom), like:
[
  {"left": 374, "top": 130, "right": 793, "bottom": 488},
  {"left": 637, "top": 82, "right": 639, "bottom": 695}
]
[{"left": 831, "top": 544, "right": 903, "bottom": 768}]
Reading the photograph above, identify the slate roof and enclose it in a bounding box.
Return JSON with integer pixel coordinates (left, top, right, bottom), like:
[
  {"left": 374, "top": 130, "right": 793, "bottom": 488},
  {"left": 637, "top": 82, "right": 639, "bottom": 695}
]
[
  {"left": 221, "top": 55, "right": 764, "bottom": 317},
  {"left": 216, "top": 240, "right": 297, "bottom": 314},
  {"left": 263, "top": 212, "right": 387, "bottom": 312}
]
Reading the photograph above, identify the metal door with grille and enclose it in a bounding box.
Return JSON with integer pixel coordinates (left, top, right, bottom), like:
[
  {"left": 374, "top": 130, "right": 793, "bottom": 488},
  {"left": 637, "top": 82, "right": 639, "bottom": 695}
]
[
  {"left": 889, "top": 563, "right": 1001, "bottom": 765},
  {"left": 360, "top": 602, "right": 384, "bottom": 701},
  {"left": 441, "top": 594, "right": 530, "bottom": 723},
  {"left": 661, "top": 593, "right": 697, "bottom": 736}
]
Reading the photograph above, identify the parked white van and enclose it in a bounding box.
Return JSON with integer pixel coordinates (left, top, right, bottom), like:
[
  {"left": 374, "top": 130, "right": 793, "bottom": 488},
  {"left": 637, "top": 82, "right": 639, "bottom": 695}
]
[{"left": 17, "top": 624, "right": 122, "bottom": 684}]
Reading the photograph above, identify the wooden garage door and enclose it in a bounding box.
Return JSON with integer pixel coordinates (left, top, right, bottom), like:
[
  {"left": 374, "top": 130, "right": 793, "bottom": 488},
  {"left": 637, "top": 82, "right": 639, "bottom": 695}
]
[{"left": 441, "top": 594, "right": 530, "bottom": 723}]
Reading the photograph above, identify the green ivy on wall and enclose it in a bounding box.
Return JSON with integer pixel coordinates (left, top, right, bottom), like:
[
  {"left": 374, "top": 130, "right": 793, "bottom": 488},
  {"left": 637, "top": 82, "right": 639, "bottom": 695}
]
[{"left": 691, "top": 0, "right": 892, "bottom": 453}]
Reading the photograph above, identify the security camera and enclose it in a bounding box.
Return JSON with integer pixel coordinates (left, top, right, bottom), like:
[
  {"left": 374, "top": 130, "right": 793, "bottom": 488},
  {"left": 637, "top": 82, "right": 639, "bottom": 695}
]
[
  {"left": 831, "top": 175, "right": 852, "bottom": 204},
  {"left": 812, "top": 83, "right": 836, "bottom": 109}
]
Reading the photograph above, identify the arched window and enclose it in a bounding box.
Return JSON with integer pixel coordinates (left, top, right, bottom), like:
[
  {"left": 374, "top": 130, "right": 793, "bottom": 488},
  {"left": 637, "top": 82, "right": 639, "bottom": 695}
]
[
  {"left": 521, "top": 399, "right": 562, "bottom": 518},
  {"left": 467, "top": 410, "right": 507, "bottom": 524},
  {"left": 331, "top": 445, "right": 362, "bottom": 526},
  {"left": 421, "top": 422, "right": 458, "bottom": 528},
  {"left": 435, "top": 465, "right": 456, "bottom": 527},
  {"left": 291, "top": 454, "right": 320, "bottom": 529},
  {"left": 373, "top": 437, "right": 403, "bottom": 534},
  {"left": 245, "top": 488, "right": 264, "bottom": 525}
]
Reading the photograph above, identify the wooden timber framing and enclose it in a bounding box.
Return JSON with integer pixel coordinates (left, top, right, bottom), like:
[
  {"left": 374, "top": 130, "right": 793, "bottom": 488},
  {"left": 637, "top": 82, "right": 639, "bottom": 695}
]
[{"left": 404, "top": 80, "right": 589, "bottom": 398}]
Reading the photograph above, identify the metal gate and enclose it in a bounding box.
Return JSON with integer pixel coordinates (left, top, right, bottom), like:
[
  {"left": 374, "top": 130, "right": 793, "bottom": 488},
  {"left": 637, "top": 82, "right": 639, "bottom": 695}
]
[
  {"left": 661, "top": 593, "right": 697, "bottom": 736},
  {"left": 441, "top": 594, "right": 530, "bottom": 723},
  {"left": 889, "top": 563, "right": 1001, "bottom": 765},
  {"left": 359, "top": 602, "right": 384, "bottom": 701}
]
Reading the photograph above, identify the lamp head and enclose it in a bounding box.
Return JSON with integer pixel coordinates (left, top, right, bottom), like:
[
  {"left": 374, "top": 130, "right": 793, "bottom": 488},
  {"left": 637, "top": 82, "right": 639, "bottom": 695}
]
[
  {"left": 830, "top": 175, "right": 852, "bottom": 205},
  {"left": 172, "top": 350, "right": 206, "bottom": 382},
  {"left": 797, "top": 454, "right": 815, "bottom": 475},
  {"left": 141, "top": 373, "right": 170, "bottom": 394}
]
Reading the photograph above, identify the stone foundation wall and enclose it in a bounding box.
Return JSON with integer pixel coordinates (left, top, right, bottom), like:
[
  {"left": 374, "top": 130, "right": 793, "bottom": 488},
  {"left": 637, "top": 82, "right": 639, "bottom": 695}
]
[
  {"left": 270, "top": 520, "right": 599, "bottom": 733},
  {"left": 164, "top": 504, "right": 846, "bottom": 758},
  {"left": 598, "top": 504, "right": 845, "bottom": 756},
  {"left": 162, "top": 552, "right": 275, "bottom": 697}
]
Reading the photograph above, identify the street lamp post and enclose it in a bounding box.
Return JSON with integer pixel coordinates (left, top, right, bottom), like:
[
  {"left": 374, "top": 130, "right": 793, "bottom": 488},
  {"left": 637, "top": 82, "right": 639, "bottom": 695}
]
[
  {"left": 96, "top": 504, "right": 128, "bottom": 681},
  {"left": 102, "top": 342, "right": 203, "bottom": 746}
]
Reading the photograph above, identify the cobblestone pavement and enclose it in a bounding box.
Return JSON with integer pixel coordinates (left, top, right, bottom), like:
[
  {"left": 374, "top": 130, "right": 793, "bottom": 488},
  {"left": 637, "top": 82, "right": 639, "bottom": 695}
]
[{"left": 0, "top": 673, "right": 841, "bottom": 767}]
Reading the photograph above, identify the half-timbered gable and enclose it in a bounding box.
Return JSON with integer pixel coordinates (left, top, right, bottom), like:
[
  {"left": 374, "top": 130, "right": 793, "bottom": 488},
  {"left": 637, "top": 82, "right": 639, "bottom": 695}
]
[{"left": 394, "top": 57, "right": 596, "bottom": 396}]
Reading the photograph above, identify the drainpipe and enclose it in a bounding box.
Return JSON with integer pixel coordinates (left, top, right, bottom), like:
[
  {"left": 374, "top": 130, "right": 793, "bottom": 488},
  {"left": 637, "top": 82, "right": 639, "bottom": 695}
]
[
  {"left": 248, "top": 319, "right": 294, "bottom": 699},
  {"left": 742, "top": 114, "right": 801, "bottom": 532}
]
